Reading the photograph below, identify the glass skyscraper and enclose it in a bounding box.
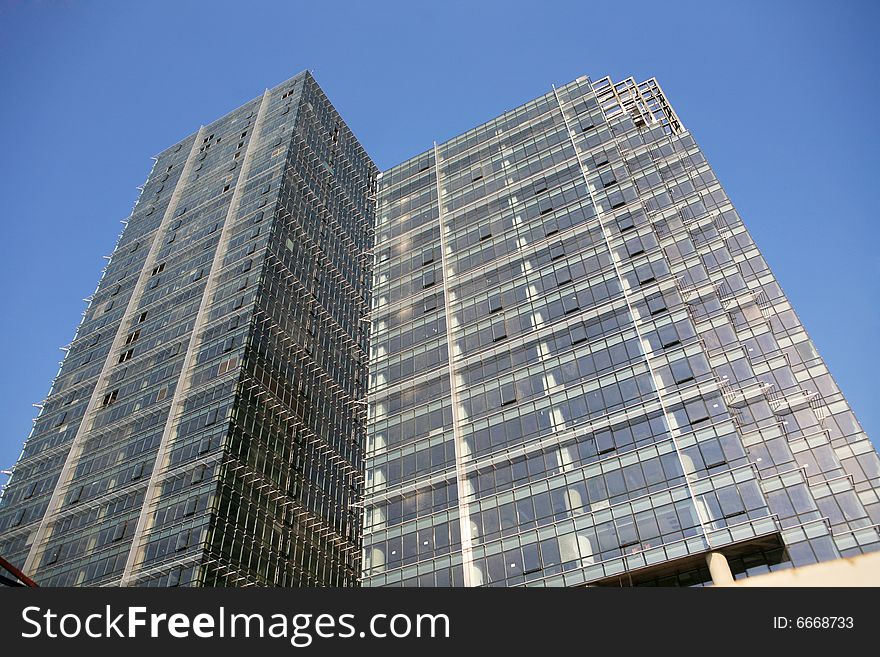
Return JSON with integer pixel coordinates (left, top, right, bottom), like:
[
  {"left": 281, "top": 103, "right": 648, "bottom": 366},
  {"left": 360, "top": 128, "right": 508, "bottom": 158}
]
[
  {"left": 0, "top": 71, "right": 376, "bottom": 586},
  {"left": 1, "top": 72, "right": 878, "bottom": 588},
  {"left": 362, "top": 75, "right": 880, "bottom": 587}
]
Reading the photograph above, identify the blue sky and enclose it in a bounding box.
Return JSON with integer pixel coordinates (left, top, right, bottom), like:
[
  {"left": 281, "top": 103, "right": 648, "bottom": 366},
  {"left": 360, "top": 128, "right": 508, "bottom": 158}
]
[{"left": 0, "top": 0, "right": 877, "bottom": 474}]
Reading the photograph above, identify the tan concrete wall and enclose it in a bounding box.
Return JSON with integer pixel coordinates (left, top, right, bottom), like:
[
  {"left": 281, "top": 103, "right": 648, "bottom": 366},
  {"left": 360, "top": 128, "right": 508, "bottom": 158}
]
[{"left": 716, "top": 551, "right": 880, "bottom": 587}]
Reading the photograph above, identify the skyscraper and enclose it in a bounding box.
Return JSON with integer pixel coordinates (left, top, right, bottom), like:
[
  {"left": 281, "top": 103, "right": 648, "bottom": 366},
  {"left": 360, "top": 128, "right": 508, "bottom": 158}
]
[
  {"left": 0, "top": 71, "right": 376, "bottom": 586},
  {"left": 1, "top": 72, "right": 878, "bottom": 588},
  {"left": 362, "top": 75, "right": 880, "bottom": 587}
]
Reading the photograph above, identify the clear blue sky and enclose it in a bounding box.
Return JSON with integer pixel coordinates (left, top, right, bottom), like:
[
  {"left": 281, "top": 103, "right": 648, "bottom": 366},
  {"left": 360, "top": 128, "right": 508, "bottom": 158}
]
[{"left": 0, "top": 0, "right": 877, "bottom": 474}]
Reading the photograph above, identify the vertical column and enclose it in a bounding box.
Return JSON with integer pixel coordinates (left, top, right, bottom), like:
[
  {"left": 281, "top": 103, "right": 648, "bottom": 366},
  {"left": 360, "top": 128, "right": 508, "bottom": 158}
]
[
  {"left": 120, "top": 89, "right": 272, "bottom": 585},
  {"left": 22, "top": 126, "right": 207, "bottom": 577},
  {"left": 706, "top": 551, "right": 734, "bottom": 585},
  {"left": 432, "top": 143, "right": 475, "bottom": 587},
  {"left": 551, "top": 84, "right": 711, "bottom": 544}
]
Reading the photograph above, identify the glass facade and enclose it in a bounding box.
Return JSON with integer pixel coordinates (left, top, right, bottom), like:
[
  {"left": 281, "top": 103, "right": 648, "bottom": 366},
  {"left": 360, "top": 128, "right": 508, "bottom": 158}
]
[
  {"left": 0, "top": 71, "right": 376, "bottom": 586},
  {"left": 362, "top": 75, "right": 880, "bottom": 587},
  {"left": 1, "top": 71, "right": 877, "bottom": 588}
]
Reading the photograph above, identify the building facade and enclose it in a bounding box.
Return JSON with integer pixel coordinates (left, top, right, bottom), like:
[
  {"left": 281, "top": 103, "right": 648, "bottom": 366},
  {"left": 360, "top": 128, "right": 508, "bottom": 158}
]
[
  {"left": 0, "top": 71, "right": 376, "bottom": 586},
  {"left": 362, "top": 75, "right": 880, "bottom": 587},
  {"left": 1, "top": 72, "right": 878, "bottom": 588}
]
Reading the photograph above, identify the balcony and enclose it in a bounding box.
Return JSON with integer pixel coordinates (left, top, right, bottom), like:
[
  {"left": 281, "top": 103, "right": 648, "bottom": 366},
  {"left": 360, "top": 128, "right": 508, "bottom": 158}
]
[
  {"left": 717, "top": 378, "right": 774, "bottom": 408},
  {"left": 674, "top": 276, "right": 718, "bottom": 305},
  {"left": 767, "top": 388, "right": 819, "bottom": 416},
  {"left": 719, "top": 287, "right": 773, "bottom": 321}
]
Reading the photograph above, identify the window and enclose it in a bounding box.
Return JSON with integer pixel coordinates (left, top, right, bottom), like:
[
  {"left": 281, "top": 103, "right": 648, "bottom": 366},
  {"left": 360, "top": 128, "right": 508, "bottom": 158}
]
[
  {"left": 102, "top": 390, "right": 118, "bottom": 406},
  {"left": 422, "top": 270, "right": 435, "bottom": 288},
  {"left": 671, "top": 359, "right": 694, "bottom": 384},
  {"left": 609, "top": 192, "right": 626, "bottom": 209},
  {"left": 611, "top": 514, "right": 638, "bottom": 549},
  {"left": 421, "top": 249, "right": 434, "bottom": 266},
  {"left": 646, "top": 294, "right": 667, "bottom": 316},
  {"left": 617, "top": 213, "right": 635, "bottom": 233},
  {"left": 658, "top": 325, "right": 680, "bottom": 349},
  {"left": 625, "top": 238, "right": 645, "bottom": 257},
  {"left": 596, "top": 430, "right": 615, "bottom": 454},
  {"left": 554, "top": 266, "right": 572, "bottom": 286},
  {"left": 175, "top": 531, "right": 190, "bottom": 551},
  {"left": 522, "top": 543, "right": 541, "bottom": 573},
  {"left": 685, "top": 399, "right": 710, "bottom": 426},
  {"left": 479, "top": 224, "right": 492, "bottom": 241},
  {"left": 112, "top": 522, "right": 127, "bottom": 542},
  {"left": 532, "top": 179, "right": 548, "bottom": 195},
  {"left": 118, "top": 348, "right": 134, "bottom": 364},
  {"left": 218, "top": 356, "right": 238, "bottom": 375},
  {"left": 600, "top": 169, "right": 617, "bottom": 188},
  {"left": 46, "top": 546, "right": 61, "bottom": 565},
  {"left": 138, "top": 312, "right": 148, "bottom": 323},
  {"left": 636, "top": 264, "right": 656, "bottom": 285},
  {"left": 569, "top": 323, "right": 587, "bottom": 345},
  {"left": 563, "top": 294, "right": 579, "bottom": 314},
  {"left": 488, "top": 294, "right": 503, "bottom": 314},
  {"left": 492, "top": 320, "right": 507, "bottom": 342},
  {"left": 549, "top": 242, "right": 565, "bottom": 260},
  {"left": 501, "top": 383, "right": 517, "bottom": 406},
  {"left": 423, "top": 295, "right": 438, "bottom": 313},
  {"left": 702, "top": 442, "right": 727, "bottom": 469},
  {"left": 593, "top": 151, "right": 609, "bottom": 167},
  {"left": 223, "top": 337, "right": 235, "bottom": 352},
  {"left": 69, "top": 485, "right": 83, "bottom": 503},
  {"left": 717, "top": 486, "right": 746, "bottom": 518},
  {"left": 544, "top": 218, "right": 559, "bottom": 236},
  {"left": 132, "top": 462, "right": 144, "bottom": 480},
  {"left": 151, "top": 263, "right": 165, "bottom": 276},
  {"left": 191, "top": 465, "right": 206, "bottom": 484},
  {"left": 125, "top": 330, "right": 140, "bottom": 345},
  {"left": 21, "top": 481, "right": 37, "bottom": 499},
  {"left": 538, "top": 197, "right": 554, "bottom": 215}
]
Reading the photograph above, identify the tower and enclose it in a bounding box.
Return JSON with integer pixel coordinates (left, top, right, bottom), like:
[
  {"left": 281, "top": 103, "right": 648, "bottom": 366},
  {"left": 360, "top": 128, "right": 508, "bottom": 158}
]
[
  {"left": 0, "top": 72, "right": 376, "bottom": 586},
  {"left": 362, "top": 75, "right": 880, "bottom": 587}
]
